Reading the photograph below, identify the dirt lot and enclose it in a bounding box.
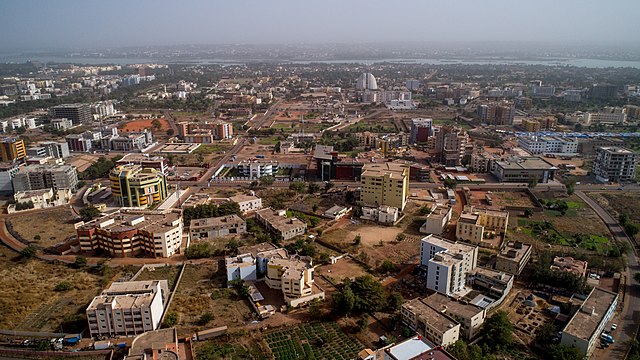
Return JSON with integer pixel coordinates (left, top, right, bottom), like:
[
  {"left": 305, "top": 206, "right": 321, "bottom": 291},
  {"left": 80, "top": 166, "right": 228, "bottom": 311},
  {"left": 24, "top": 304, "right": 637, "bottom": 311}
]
[
  {"left": 316, "top": 257, "right": 369, "bottom": 283},
  {"left": 134, "top": 265, "right": 182, "bottom": 289},
  {"left": 7, "top": 208, "right": 79, "bottom": 247},
  {"left": 120, "top": 118, "right": 170, "bottom": 133},
  {"left": 67, "top": 154, "right": 101, "bottom": 172},
  {"left": 489, "top": 191, "right": 537, "bottom": 209},
  {"left": 322, "top": 223, "right": 403, "bottom": 247}
]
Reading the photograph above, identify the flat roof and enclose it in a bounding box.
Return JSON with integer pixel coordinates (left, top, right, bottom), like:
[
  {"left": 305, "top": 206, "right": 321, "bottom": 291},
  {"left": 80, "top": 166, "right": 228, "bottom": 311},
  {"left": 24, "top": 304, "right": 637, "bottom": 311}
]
[
  {"left": 498, "top": 241, "right": 532, "bottom": 262},
  {"left": 426, "top": 293, "right": 485, "bottom": 319},
  {"left": 237, "top": 243, "right": 278, "bottom": 258},
  {"left": 403, "top": 298, "right": 459, "bottom": 332},
  {"left": 599, "top": 146, "right": 634, "bottom": 154},
  {"left": 495, "top": 157, "right": 555, "bottom": 170},
  {"left": 229, "top": 194, "right": 260, "bottom": 203},
  {"left": 563, "top": 287, "right": 618, "bottom": 341},
  {"left": 422, "top": 234, "right": 476, "bottom": 255},
  {"left": 190, "top": 214, "right": 245, "bottom": 230},
  {"left": 386, "top": 336, "right": 433, "bottom": 360},
  {"left": 256, "top": 208, "right": 306, "bottom": 234},
  {"left": 79, "top": 209, "right": 181, "bottom": 234},
  {"left": 362, "top": 162, "right": 408, "bottom": 180}
]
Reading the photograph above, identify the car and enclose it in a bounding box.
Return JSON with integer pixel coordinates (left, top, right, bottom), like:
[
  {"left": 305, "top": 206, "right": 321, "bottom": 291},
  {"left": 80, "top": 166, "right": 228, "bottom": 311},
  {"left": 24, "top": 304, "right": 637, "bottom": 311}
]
[{"left": 611, "top": 323, "right": 618, "bottom": 331}]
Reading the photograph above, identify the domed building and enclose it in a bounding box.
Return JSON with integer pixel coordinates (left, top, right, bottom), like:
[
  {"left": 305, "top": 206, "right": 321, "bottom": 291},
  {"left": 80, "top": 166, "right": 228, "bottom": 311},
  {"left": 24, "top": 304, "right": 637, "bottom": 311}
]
[{"left": 356, "top": 72, "right": 378, "bottom": 90}]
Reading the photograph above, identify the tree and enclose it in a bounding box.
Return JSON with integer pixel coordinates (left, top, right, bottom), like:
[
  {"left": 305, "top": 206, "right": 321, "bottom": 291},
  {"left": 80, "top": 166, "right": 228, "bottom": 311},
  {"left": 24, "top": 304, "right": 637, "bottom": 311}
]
[
  {"left": 20, "top": 245, "right": 37, "bottom": 259},
  {"left": 259, "top": 175, "right": 274, "bottom": 186},
  {"left": 164, "top": 312, "right": 178, "bottom": 327},
  {"left": 396, "top": 233, "right": 406, "bottom": 242},
  {"left": 443, "top": 179, "right": 457, "bottom": 189},
  {"left": 226, "top": 239, "right": 240, "bottom": 254},
  {"left": 635, "top": 272, "right": 640, "bottom": 283},
  {"left": 289, "top": 181, "right": 307, "bottom": 193},
  {"left": 198, "top": 312, "right": 214, "bottom": 325},
  {"left": 625, "top": 223, "right": 640, "bottom": 237},
  {"left": 563, "top": 177, "right": 577, "bottom": 195},
  {"left": 184, "top": 243, "right": 212, "bottom": 259},
  {"left": 379, "top": 260, "right": 395, "bottom": 274},
  {"left": 419, "top": 205, "right": 431, "bottom": 215},
  {"left": 528, "top": 176, "right": 539, "bottom": 189},
  {"left": 356, "top": 314, "right": 369, "bottom": 332},
  {"left": 524, "top": 208, "right": 534, "bottom": 217},
  {"left": 79, "top": 206, "right": 101, "bottom": 222},
  {"left": 312, "top": 204, "right": 319, "bottom": 213},
  {"left": 548, "top": 344, "right": 582, "bottom": 360},
  {"left": 332, "top": 285, "right": 355, "bottom": 315},
  {"left": 354, "top": 234, "right": 361, "bottom": 246},
  {"left": 574, "top": 123, "right": 583, "bottom": 132},
  {"left": 307, "top": 182, "right": 320, "bottom": 194},
  {"left": 481, "top": 311, "right": 513, "bottom": 352},
  {"left": 54, "top": 281, "right": 73, "bottom": 292},
  {"left": 386, "top": 292, "right": 403, "bottom": 312}
]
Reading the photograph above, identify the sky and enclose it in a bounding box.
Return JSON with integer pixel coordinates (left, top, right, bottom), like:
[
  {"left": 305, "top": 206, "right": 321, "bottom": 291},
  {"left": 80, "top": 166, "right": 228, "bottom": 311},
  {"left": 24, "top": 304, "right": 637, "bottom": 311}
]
[{"left": 1, "top": 0, "right": 638, "bottom": 50}]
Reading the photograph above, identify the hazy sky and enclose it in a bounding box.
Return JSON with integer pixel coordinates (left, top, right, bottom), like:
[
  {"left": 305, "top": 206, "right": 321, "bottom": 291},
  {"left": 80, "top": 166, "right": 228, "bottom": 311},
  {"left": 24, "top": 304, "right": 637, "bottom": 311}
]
[{"left": 1, "top": 0, "right": 638, "bottom": 49}]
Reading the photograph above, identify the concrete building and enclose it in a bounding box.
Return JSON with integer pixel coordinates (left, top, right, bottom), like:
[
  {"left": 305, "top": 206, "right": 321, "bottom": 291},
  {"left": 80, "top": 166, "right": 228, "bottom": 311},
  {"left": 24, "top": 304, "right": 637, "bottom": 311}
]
[
  {"left": 255, "top": 208, "right": 307, "bottom": 240},
  {"left": 51, "top": 118, "right": 73, "bottom": 130},
  {"left": 560, "top": 288, "right": 618, "bottom": 357},
  {"left": 592, "top": 147, "right": 636, "bottom": 183},
  {"left": 225, "top": 253, "right": 258, "bottom": 283},
  {"left": 110, "top": 164, "right": 168, "bottom": 208},
  {"left": 12, "top": 164, "right": 78, "bottom": 192},
  {"left": 410, "top": 118, "right": 433, "bottom": 144},
  {"left": 237, "top": 160, "right": 279, "bottom": 179},
  {"left": 50, "top": 103, "right": 92, "bottom": 123},
  {"left": 0, "top": 137, "right": 26, "bottom": 162},
  {"left": 518, "top": 136, "right": 578, "bottom": 155},
  {"left": 477, "top": 102, "right": 515, "bottom": 125},
  {"left": 104, "top": 130, "right": 153, "bottom": 152},
  {"left": 229, "top": 194, "right": 262, "bottom": 214},
  {"left": 420, "top": 204, "right": 452, "bottom": 235},
  {"left": 468, "top": 267, "right": 514, "bottom": 299},
  {"left": 77, "top": 209, "right": 183, "bottom": 258},
  {"left": 360, "top": 162, "right": 409, "bottom": 211},
  {"left": 401, "top": 298, "right": 461, "bottom": 346},
  {"left": 10, "top": 188, "right": 73, "bottom": 212},
  {"left": 116, "top": 153, "right": 169, "bottom": 174},
  {"left": 86, "top": 280, "right": 168, "bottom": 338},
  {"left": 429, "top": 126, "right": 470, "bottom": 166},
  {"left": 189, "top": 214, "right": 246, "bottom": 240},
  {"left": 65, "top": 133, "right": 94, "bottom": 152},
  {"left": 420, "top": 235, "right": 478, "bottom": 296},
  {"left": 551, "top": 256, "right": 588, "bottom": 277},
  {"left": 530, "top": 84, "right": 555, "bottom": 98},
  {"left": 521, "top": 119, "right": 542, "bottom": 133},
  {"left": 455, "top": 206, "right": 509, "bottom": 245},
  {"left": 0, "top": 162, "right": 19, "bottom": 195},
  {"left": 492, "top": 157, "right": 557, "bottom": 183},
  {"left": 426, "top": 293, "right": 486, "bottom": 339},
  {"left": 356, "top": 73, "right": 378, "bottom": 90},
  {"left": 360, "top": 205, "right": 399, "bottom": 224},
  {"left": 322, "top": 205, "right": 351, "bottom": 220},
  {"left": 495, "top": 241, "right": 532, "bottom": 275},
  {"left": 382, "top": 335, "right": 457, "bottom": 360},
  {"left": 584, "top": 112, "right": 626, "bottom": 125}
]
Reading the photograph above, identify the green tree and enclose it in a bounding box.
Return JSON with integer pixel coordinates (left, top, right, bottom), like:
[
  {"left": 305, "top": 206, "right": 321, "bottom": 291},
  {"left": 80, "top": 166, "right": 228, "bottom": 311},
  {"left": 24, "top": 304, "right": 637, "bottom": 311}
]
[
  {"left": 419, "top": 205, "right": 431, "bottom": 215},
  {"left": 528, "top": 176, "right": 539, "bottom": 189},
  {"left": 259, "top": 175, "right": 275, "bottom": 186},
  {"left": 396, "top": 233, "right": 406, "bottom": 242},
  {"left": 198, "top": 312, "right": 214, "bottom": 325},
  {"left": 548, "top": 344, "right": 582, "bottom": 360},
  {"left": 625, "top": 223, "right": 640, "bottom": 237},
  {"left": 356, "top": 314, "right": 369, "bottom": 332},
  {"left": 164, "top": 312, "right": 178, "bottom": 327},
  {"left": 386, "top": 292, "right": 403, "bottom": 312},
  {"left": 307, "top": 182, "right": 320, "bottom": 194},
  {"left": 324, "top": 181, "right": 334, "bottom": 192},
  {"left": 79, "top": 206, "right": 101, "bottom": 222},
  {"left": 20, "top": 245, "right": 37, "bottom": 259},
  {"left": 184, "top": 243, "right": 212, "bottom": 259},
  {"left": 379, "top": 260, "right": 395, "bottom": 274},
  {"left": 481, "top": 311, "right": 513, "bottom": 352},
  {"left": 524, "top": 208, "right": 534, "bottom": 217},
  {"left": 54, "top": 281, "right": 73, "bottom": 292},
  {"left": 332, "top": 285, "right": 355, "bottom": 315},
  {"left": 312, "top": 204, "right": 319, "bottom": 213},
  {"left": 289, "top": 181, "right": 307, "bottom": 193},
  {"left": 563, "top": 177, "right": 577, "bottom": 195},
  {"left": 443, "top": 179, "right": 458, "bottom": 189},
  {"left": 226, "top": 239, "right": 240, "bottom": 254},
  {"left": 354, "top": 234, "right": 361, "bottom": 245},
  {"left": 74, "top": 256, "right": 87, "bottom": 268}
]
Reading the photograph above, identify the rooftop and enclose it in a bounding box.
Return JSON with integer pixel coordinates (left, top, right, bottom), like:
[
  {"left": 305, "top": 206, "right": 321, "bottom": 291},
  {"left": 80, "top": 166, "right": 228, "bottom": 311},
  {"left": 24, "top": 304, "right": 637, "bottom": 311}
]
[
  {"left": 78, "top": 209, "right": 181, "bottom": 234},
  {"left": 403, "top": 298, "right": 459, "bottom": 332},
  {"left": 496, "top": 157, "right": 555, "bottom": 170},
  {"left": 385, "top": 336, "right": 433, "bottom": 360},
  {"left": 498, "top": 241, "right": 532, "bottom": 262},
  {"left": 427, "top": 205, "right": 451, "bottom": 220},
  {"left": 362, "top": 162, "right": 408, "bottom": 180},
  {"left": 256, "top": 208, "right": 306, "bottom": 234},
  {"left": 422, "top": 234, "right": 477, "bottom": 255},
  {"left": 599, "top": 146, "right": 635, "bottom": 154},
  {"left": 426, "top": 293, "right": 485, "bottom": 319},
  {"left": 190, "top": 214, "right": 245, "bottom": 230},
  {"left": 563, "top": 287, "right": 618, "bottom": 341},
  {"left": 238, "top": 242, "right": 278, "bottom": 258}
]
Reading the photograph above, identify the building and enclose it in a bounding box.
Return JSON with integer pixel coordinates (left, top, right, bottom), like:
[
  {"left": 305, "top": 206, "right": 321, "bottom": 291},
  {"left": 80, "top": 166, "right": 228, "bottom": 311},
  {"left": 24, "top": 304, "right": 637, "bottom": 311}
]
[
  {"left": 322, "top": 205, "right": 351, "bottom": 220},
  {"left": 410, "top": 118, "right": 433, "bottom": 144},
  {"left": 49, "top": 103, "right": 92, "bottom": 123},
  {"left": 189, "top": 215, "right": 246, "bottom": 240},
  {"left": 401, "top": 298, "right": 461, "bottom": 346},
  {"left": 237, "top": 160, "right": 279, "bottom": 179},
  {"left": 426, "top": 293, "right": 486, "bottom": 339},
  {"left": 104, "top": 130, "right": 153, "bottom": 152},
  {"left": 521, "top": 119, "right": 542, "bottom": 133},
  {"left": 420, "top": 235, "right": 478, "bottom": 296},
  {"left": 110, "top": 164, "right": 168, "bottom": 208},
  {"left": 0, "top": 137, "right": 25, "bottom": 162},
  {"left": 551, "top": 256, "right": 588, "bottom": 277},
  {"left": 116, "top": 153, "right": 169, "bottom": 174},
  {"left": 86, "top": 280, "right": 168, "bottom": 338},
  {"left": 10, "top": 188, "right": 73, "bottom": 212},
  {"left": 429, "top": 126, "right": 470, "bottom": 166},
  {"left": 468, "top": 267, "right": 514, "bottom": 299},
  {"left": 0, "top": 162, "right": 19, "bottom": 195},
  {"left": 356, "top": 73, "right": 378, "bottom": 90},
  {"left": 255, "top": 208, "right": 307, "bottom": 240},
  {"left": 12, "top": 164, "right": 78, "bottom": 192},
  {"left": 518, "top": 136, "right": 578, "bottom": 155},
  {"left": 65, "top": 133, "right": 94, "bottom": 152},
  {"left": 77, "top": 209, "right": 183, "bottom": 258},
  {"left": 229, "top": 194, "right": 262, "bottom": 214},
  {"left": 455, "top": 206, "right": 509, "bottom": 245},
  {"left": 560, "top": 288, "right": 618, "bottom": 357},
  {"left": 477, "top": 102, "right": 515, "bottom": 125},
  {"left": 382, "top": 335, "right": 457, "bottom": 360},
  {"left": 406, "top": 79, "right": 420, "bottom": 91},
  {"left": 126, "top": 328, "right": 180, "bottom": 360},
  {"left": 584, "top": 112, "right": 626, "bottom": 125},
  {"left": 495, "top": 241, "right": 532, "bottom": 275},
  {"left": 420, "top": 204, "right": 452, "bottom": 235},
  {"left": 361, "top": 205, "right": 399, "bottom": 224},
  {"left": 592, "top": 147, "right": 636, "bottom": 183},
  {"left": 492, "top": 157, "right": 557, "bottom": 183},
  {"left": 225, "top": 253, "right": 258, "bottom": 283},
  {"left": 530, "top": 84, "right": 556, "bottom": 98},
  {"left": 588, "top": 84, "right": 618, "bottom": 99},
  {"left": 360, "top": 162, "right": 409, "bottom": 211}
]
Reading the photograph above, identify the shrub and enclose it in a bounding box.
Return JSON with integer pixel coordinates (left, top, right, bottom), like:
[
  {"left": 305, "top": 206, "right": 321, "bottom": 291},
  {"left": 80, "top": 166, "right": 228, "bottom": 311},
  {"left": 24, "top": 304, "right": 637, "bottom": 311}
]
[{"left": 54, "top": 281, "right": 73, "bottom": 292}]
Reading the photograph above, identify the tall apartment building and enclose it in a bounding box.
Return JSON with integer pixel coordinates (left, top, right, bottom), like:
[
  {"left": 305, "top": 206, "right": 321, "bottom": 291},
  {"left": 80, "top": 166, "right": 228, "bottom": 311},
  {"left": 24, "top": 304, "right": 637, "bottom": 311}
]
[
  {"left": 495, "top": 241, "right": 532, "bottom": 275},
  {"left": 588, "top": 84, "right": 618, "bottom": 99},
  {"left": 410, "top": 118, "right": 433, "bottom": 144},
  {"left": 477, "top": 102, "right": 515, "bottom": 125},
  {"left": 584, "top": 112, "right": 626, "bottom": 125},
  {"left": 116, "top": 153, "right": 169, "bottom": 174},
  {"left": 521, "top": 119, "right": 542, "bottom": 132},
  {"left": 78, "top": 209, "right": 183, "bottom": 258},
  {"left": 420, "top": 235, "right": 478, "bottom": 296},
  {"left": 49, "top": 103, "right": 92, "bottom": 123},
  {"left": 255, "top": 208, "right": 307, "bottom": 240},
  {"left": 66, "top": 133, "right": 94, "bottom": 152},
  {"left": 110, "top": 164, "right": 168, "bottom": 207},
  {"left": 593, "top": 147, "right": 637, "bottom": 183},
  {"left": 356, "top": 73, "right": 378, "bottom": 90},
  {"left": 429, "top": 126, "right": 469, "bottom": 166},
  {"left": 86, "top": 280, "right": 168, "bottom": 338},
  {"left": 189, "top": 215, "right": 246, "bottom": 240},
  {"left": 455, "top": 206, "right": 509, "bottom": 245},
  {"left": 0, "top": 137, "right": 26, "bottom": 162},
  {"left": 12, "top": 164, "right": 78, "bottom": 192},
  {"left": 27, "top": 141, "right": 70, "bottom": 159},
  {"left": 401, "top": 297, "right": 461, "bottom": 346},
  {"left": 360, "top": 162, "right": 409, "bottom": 210},
  {"left": 420, "top": 204, "right": 452, "bottom": 235}
]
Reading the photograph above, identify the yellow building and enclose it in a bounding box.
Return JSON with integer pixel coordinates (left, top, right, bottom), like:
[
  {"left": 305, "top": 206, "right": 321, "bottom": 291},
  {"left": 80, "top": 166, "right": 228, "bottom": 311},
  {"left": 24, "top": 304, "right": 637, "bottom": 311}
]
[
  {"left": 265, "top": 256, "right": 314, "bottom": 300},
  {"left": 360, "top": 162, "right": 409, "bottom": 210},
  {"left": 455, "top": 205, "right": 509, "bottom": 244},
  {"left": 110, "top": 164, "right": 168, "bottom": 208},
  {"left": 0, "top": 137, "right": 26, "bottom": 162},
  {"left": 521, "top": 119, "right": 541, "bottom": 132}
]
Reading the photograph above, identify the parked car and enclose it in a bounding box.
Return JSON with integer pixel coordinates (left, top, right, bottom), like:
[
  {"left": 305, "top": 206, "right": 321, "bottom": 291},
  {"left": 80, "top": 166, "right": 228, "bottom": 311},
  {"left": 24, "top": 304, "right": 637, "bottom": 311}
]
[{"left": 611, "top": 323, "right": 618, "bottom": 331}]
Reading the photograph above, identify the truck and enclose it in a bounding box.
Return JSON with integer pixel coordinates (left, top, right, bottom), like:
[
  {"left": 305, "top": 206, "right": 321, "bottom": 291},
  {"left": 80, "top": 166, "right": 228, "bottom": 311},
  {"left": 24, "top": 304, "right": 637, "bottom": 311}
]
[
  {"left": 93, "top": 340, "right": 111, "bottom": 350},
  {"left": 192, "top": 326, "right": 228, "bottom": 341},
  {"left": 63, "top": 334, "right": 82, "bottom": 345}
]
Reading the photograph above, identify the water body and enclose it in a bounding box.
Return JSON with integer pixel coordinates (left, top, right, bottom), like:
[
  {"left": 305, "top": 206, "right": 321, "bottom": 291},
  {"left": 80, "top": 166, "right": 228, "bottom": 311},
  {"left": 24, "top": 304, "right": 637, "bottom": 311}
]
[{"left": 2, "top": 54, "right": 640, "bottom": 69}]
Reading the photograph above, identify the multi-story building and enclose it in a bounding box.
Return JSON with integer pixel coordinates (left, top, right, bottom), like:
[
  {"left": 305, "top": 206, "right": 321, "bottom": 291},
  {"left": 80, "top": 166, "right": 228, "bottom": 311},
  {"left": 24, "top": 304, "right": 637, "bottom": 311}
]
[
  {"left": 0, "top": 162, "right": 19, "bottom": 195},
  {"left": 584, "top": 112, "right": 626, "bottom": 125},
  {"left": 28, "top": 141, "right": 69, "bottom": 159},
  {"left": 469, "top": 151, "right": 498, "bottom": 173},
  {"left": 468, "top": 267, "right": 514, "bottom": 299},
  {"left": 189, "top": 215, "right": 246, "bottom": 240},
  {"left": 51, "top": 118, "right": 73, "bottom": 130},
  {"left": 360, "top": 205, "right": 399, "bottom": 224},
  {"left": 551, "top": 256, "right": 588, "bottom": 277},
  {"left": 255, "top": 208, "right": 307, "bottom": 240},
  {"left": 495, "top": 241, "right": 532, "bottom": 275},
  {"left": 0, "top": 137, "right": 26, "bottom": 162},
  {"left": 410, "top": 118, "right": 433, "bottom": 144},
  {"left": 109, "top": 164, "right": 168, "bottom": 208},
  {"left": 420, "top": 235, "right": 478, "bottom": 296},
  {"left": 179, "top": 120, "right": 234, "bottom": 142},
  {"left": 429, "top": 126, "right": 470, "bottom": 166},
  {"left": 588, "top": 84, "right": 618, "bottom": 99},
  {"left": 77, "top": 209, "right": 183, "bottom": 258},
  {"left": 519, "top": 136, "right": 578, "bottom": 155},
  {"left": 229, "top": 194, "right": 262, "bottom": 214},
  {"left": 86, "top": 280, "right": 168, "bottom": 338},
  {"left": 456, "top": 206, "right": 509, "bottom": 245},
  {"left": 12, "top": 164, "right": 78, "bottom": 192},
  {"left": 382, "top": 336, "right": 457, "bottom": 360},
  {"left": 477, "top": 102, "right": 515, "bottom": 125},
  {"left": 49, "top": 103, "right": 92, "bottom": 123},
  {"left": 521, "top": 119, "right": 542, "bottom": 133},
  {"left": 492, "top": 157, "right": 556, "bottom": 183},
  {"left": 116, "top": 153, "right": 169, "bottom": 174},
  {"left": 406, "top": 79, "right": 420, "bottom": 91},
  {"left": 360, "top": 162, "right": 409, "bottom": 211},
  {"left": 420, "top": 204, "right": 452, "bottom": 235},
  {"left": 226, "top": 253, "right": 259, "bottom": 283},
  {"left": 104, "top": 130, "right": 153, "bottom": 152},
  {"left": 426, "top": 293, "right": 486, "bottom": 339},
  {"left": 561, "top": 287, "right": 618, "bottom": 357},
  {"left": 237, "top": 160, "right": 279, "bottom": 179},
  {"left": 356, "top": 73, "right": 378, "bottom": 90},
  {"left": 65, "top": 133, "right": 94, "bottom": 152},
  {"left": 401, "top": 297, "right": 461, "bottom": 346},
  {"left": 592, "top": 147, "right": 637, "bottom": 183},
  {"left": 530, "top": 84, "right": 555, "bottom": 98}
]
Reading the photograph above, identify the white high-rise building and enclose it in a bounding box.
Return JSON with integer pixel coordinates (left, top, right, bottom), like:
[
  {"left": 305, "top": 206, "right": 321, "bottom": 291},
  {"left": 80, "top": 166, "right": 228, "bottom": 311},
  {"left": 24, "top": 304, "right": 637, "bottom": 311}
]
[
  {"left": 356, "top": 73, "right": 378, "bottom": 90},
  {"left": 593, "top": 147, "right": 637, "bottom": 183},
  {"left": 420, "top": 235, "right": 478, "bottom": 296}
]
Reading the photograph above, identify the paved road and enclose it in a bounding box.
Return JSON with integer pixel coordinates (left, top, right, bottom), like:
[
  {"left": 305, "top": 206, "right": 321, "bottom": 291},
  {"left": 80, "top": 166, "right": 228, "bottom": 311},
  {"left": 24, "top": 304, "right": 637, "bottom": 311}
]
[{"left": 577, "top": 191, "right": 640, "bottom": 359}]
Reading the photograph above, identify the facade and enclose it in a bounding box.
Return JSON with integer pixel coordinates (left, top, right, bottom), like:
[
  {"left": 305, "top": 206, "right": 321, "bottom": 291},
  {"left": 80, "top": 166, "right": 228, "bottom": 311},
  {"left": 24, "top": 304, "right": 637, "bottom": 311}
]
[
  {"left": 66, "top": 134, "right": 94, "bottom": 152},
  {"left": 356, "top": 73, "right": 378, "bottom": 90},
  {"left": 410, "top": 118, "right": 433, "bottom": 144},
  {"left": 189, "top": 215, "right": 246, "bottom": 240},
  {"left": 468, "top": 267, "right": 514, "bottom": 299},
  {"left": 255, "top": 208, "right": 307, "bottom": 240},
  {"left": 361, "top": 205, "right": 399, "bottom": 224},
  {"left": 323, "top": 205, "right": 351, "bottom": 220},
  {"left": 229, "top": 194, "right": 262, "bottom": 214},
  {"left": 77, "top": 209, "right": 183, "bottom": 258},
  {"left": 492, "top": 157, "right": 557, "bottom": 183},
  {"left": 50, "top": 103, "right": 92, "bottom": 123},
  {"left": 225, "top": 253, "right": 258, "bottom": 283},
  {"left": 455, "top": 206, "right": 509, "bottom": 244},
  {"left": 105, "top": 130, "right": 153, "bottom": 152},
  {"left": 551, "top": 256, "right": 588, "bottom": 277},
  {"left": 420, "top": 235, "right": 478, "bottom": 296},
  {"left": 401, "top": 298, "right": 461, "bottom": 346},
  {"left": 518, "top": 136, "right": 578, "bottom": 155},
  {"left": 86, "top": 280, "right": 168, "bottom": 338},
  {"left": 426, "top": 293, "right": 486, "bottom": 339},
  {"left": 237, "top": 160, "right": 279, "bottom": 179},
  {"left": 592, "top": 147, "right": 636, "bottom": 183},
  {"left": 521, "top": 119, "right": 542, "bottom": 132},
  {"left": 110, "top": 164, "right": 168, "bottom": 207},
  {"left": 429, "top": 126, "right": 470, "bottom": 166},
  {"left": 360, "top": 162, "right": 409, "bottom": 210},
  {"left": 477, "top": 102, "right": 515, "bottom": 125},
  {"left": 0, "top": 137, "right": 26, "bottom": 162},
  {"left": 585, "top": 112, "right": 626, "bottom": 125},
  {"left": 560, "top": 288, "right": 618, "bottom": 357},
  {"left": 420, "top": 204, "right": 452, "bottom": 235},
  {"left": 12, "top": 164, "right": 78, "bottom": 192},
  {"left": 495, "top": 241, "right": 532, "bottom": 275},
  {"left": 0, "top": 162, "right": 19, "bottom": 195}
]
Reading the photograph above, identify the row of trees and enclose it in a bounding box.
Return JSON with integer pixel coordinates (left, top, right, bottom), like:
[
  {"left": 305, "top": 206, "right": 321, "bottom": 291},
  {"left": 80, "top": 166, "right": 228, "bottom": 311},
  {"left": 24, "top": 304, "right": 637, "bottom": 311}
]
[
  {"left": 183, "top": 202, "right": 241, "bottom": 223},
  {"left": 332, "top": 275, "right": 403, "bottom": 316},
  {"left": 80, "top": 156, "right": 121, "bottom": 180}
]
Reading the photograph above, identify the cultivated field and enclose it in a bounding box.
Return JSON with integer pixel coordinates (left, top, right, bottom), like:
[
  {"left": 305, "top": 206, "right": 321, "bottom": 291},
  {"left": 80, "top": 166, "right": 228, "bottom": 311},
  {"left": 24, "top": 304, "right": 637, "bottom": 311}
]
[{"left": 7, "top": 208, "right": 79, "bottom": 247}]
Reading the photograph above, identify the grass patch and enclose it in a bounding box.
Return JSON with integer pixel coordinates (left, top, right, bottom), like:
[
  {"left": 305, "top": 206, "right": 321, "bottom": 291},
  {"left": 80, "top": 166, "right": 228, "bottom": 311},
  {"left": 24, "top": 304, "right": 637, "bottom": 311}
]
[{"left": 257, "top": 136, "right": 281, "bottom": 145}]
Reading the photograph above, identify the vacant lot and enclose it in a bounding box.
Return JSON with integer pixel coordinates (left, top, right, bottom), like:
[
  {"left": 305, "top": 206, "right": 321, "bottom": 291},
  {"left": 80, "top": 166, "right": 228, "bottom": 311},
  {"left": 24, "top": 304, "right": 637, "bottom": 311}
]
[
  {"left": 491, "top": 191, "right": 537, "bottom": 208},
  {"left": 134, "top": 265, "right": 182, "bottom": 289},
  {"left": 322, "top": 224, "right": 403, "bottom": 248},
  {"left": 589, "top": 191, "right": 640, "bottom": 223},
  {"left": 120, "top": 118, "right": 169, "bottom": 132},
  {"left": 316, "top": 257, "right": 368, "bottom": 283},
  {"left": 7, "top": 208, "right": 79, "bottom": 247}
]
